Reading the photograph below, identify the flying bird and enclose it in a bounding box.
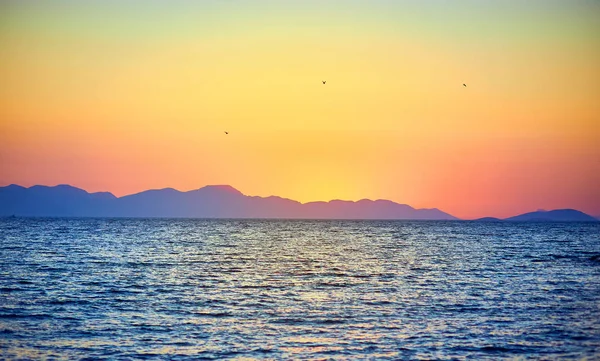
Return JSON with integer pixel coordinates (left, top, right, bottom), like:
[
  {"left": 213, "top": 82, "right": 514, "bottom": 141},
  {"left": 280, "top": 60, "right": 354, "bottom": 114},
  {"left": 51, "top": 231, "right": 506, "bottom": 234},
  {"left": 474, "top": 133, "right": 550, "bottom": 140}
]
[
  {"left": 322, "top": 81, "right": 326, "bottom": 84},
  {"left": 463, "top": 83, "right": 467, "bottom": 87},
  {"left": 224, "top": 131, "right": 229, "bottom": 135}
]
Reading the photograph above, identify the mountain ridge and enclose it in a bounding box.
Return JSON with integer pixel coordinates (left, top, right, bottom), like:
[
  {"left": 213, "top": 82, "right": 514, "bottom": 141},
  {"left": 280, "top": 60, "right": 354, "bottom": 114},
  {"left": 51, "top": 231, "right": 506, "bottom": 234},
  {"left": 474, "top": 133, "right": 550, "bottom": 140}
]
[
  {"left": 0, "top": 184, "right": 456, "bottom": 220},
  {"left": 1, "top": 184, "right": 597, "bottom": 221}
]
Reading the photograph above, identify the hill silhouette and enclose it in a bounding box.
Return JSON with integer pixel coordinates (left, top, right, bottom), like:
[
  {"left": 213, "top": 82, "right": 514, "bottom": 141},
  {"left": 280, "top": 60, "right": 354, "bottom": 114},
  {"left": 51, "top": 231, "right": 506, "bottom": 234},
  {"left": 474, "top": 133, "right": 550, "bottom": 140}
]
[
  {"left": 0, "top": 184, "right": 458, "bottom": 220},
  {"left": 2, "top": 185, "right": 597, "bottom": 221},
  {"left": 504, "top": 209, "right": 598, "bottom": 222},
  {"left": 472, "top": 217, "right": 503, "bottom": 222},
  {"left": 469, "top": 210, "right": 598, "bottom": 222}
]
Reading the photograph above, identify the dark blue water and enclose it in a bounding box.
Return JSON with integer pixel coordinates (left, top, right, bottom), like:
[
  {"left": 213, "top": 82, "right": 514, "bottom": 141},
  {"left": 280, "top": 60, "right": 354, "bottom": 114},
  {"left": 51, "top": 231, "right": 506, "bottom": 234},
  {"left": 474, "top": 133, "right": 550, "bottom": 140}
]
[{"left": 1, "top": 218, "right": 599, "bottom": 360}]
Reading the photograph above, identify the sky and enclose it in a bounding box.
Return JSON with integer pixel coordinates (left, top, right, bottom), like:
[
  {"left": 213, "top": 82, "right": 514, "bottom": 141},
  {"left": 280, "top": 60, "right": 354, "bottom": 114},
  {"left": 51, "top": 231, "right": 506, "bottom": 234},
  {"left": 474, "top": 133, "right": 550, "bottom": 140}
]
[{"left": 1, "top": 0, "right": 599, "bottom": 219}]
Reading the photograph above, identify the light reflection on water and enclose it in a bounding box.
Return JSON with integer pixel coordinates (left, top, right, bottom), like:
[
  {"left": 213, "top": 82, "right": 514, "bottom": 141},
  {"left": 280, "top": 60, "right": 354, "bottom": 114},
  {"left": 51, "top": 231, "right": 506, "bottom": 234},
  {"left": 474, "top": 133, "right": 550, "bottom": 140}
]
[{"left": 1, "top": 218, "right": 600, "bottom": 360}]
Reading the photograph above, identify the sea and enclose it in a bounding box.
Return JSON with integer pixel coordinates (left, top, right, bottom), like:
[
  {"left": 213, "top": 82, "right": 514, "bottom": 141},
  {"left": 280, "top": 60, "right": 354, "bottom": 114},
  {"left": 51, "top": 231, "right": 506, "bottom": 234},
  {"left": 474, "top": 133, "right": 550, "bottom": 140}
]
[{"left": 1, "top": 218, "right": 599, "bottom": 360}]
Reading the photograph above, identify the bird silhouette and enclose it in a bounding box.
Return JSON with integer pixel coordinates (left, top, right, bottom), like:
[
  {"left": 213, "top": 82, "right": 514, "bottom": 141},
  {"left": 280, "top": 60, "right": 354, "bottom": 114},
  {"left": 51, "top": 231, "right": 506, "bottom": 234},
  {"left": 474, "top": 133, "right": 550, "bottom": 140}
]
[
  {"left": 322, "top": 81, "right": 326, "bottom": 84},
  {"left": 224, "top": 131, "right": 229, "bottom": 135},
  {"left": 463, "top": 83, "right": 467, "bottom": 87}
]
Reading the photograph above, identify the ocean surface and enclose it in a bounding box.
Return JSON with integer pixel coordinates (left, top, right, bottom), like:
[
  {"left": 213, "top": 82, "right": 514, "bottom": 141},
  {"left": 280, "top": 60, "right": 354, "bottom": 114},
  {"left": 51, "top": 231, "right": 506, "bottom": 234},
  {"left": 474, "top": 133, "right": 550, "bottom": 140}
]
[{"left": 1, "top": 218, "right": 599, "bottom": 360}]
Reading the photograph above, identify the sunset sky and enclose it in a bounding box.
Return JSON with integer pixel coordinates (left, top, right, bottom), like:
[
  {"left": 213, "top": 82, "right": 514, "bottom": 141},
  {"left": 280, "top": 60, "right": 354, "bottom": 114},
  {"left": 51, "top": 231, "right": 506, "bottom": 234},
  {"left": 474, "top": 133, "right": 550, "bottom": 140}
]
[{"left": 1, "top": 1, "right": 599, "bottom": 219}]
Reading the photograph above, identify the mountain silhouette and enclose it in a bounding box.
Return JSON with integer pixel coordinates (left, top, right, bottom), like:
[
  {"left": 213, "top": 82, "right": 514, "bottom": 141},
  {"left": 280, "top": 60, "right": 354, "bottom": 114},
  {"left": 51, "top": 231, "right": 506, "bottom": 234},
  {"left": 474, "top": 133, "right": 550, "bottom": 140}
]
[
  {"left": 469, "top": 210, "right": 598, "bottom": 222},
  {"left": 0, "top": 184, "right": 457, "bottom": 220},
  {"left": 504, "top": 209, "right": 598, "bottom": 222},
  {"left": 0, "top": 184, "right": 116, "bottom": 217},
  {"left": 472, "top": 217, "right": 503, "bottom": 222},
  {"left": 2, "top": 185, "right": 597, "bottom": 221}
]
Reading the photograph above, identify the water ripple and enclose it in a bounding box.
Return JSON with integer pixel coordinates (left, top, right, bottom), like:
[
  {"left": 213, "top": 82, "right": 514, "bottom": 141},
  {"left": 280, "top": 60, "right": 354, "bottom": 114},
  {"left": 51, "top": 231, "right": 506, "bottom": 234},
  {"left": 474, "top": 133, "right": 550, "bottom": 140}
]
[{"left": 1, "top": 218, "right": 599, "bottom": 359}]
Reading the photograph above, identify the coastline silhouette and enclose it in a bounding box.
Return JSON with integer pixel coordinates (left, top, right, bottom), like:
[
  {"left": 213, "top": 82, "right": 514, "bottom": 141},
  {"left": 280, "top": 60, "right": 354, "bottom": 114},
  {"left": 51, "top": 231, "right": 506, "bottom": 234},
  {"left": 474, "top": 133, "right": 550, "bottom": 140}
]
[{"left": 0, "top": 184, "right": 597, "bottom": 221}]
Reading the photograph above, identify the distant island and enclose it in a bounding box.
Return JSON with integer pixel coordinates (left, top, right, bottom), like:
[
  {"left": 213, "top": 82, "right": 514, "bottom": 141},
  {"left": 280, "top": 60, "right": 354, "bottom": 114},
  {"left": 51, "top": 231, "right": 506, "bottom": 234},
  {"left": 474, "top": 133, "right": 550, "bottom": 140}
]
[
  {"left": 503, "top": 209, "right": 598, "bottom": 222},
  {"left": 472, "top": 217, "right": 503, "bottom": 222},
  {"left": 0, "top": 184, "right": 598, "bottom": 222},
  {"left": 473, "top": 209, "right": 600, "bottom": 222},
  {"left": 472, "top": 209, "right": 598, "bottom": 222}
]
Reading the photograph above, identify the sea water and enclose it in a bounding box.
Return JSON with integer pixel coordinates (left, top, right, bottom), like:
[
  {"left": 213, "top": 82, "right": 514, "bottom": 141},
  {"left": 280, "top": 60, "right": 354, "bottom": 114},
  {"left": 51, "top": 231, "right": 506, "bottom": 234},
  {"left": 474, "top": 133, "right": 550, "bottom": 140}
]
[{"left": 1, "top": 218, "right": 599, "bottom": 360}]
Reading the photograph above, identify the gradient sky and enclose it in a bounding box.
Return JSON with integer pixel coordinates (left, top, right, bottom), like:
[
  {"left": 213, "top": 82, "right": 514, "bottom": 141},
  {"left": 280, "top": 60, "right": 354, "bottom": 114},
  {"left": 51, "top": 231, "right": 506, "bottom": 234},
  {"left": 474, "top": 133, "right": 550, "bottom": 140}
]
[{"left": 1, "top": 0, "right": 599, "bottom": 219}]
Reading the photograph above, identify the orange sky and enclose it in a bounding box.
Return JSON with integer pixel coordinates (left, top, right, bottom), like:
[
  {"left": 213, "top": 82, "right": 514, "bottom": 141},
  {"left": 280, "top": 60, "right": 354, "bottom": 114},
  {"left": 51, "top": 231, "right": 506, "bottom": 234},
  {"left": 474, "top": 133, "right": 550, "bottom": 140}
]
[{"left": 1, "top": 1, "right": 599, "bottom": 219}]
